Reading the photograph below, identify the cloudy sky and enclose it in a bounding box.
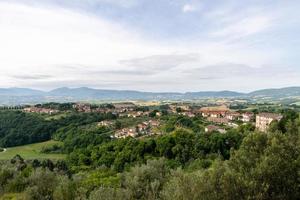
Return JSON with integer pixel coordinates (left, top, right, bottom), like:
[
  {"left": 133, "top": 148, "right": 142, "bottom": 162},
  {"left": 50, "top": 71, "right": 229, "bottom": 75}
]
[{"left": 0, "top": 0, "right": 300, "bottom": 92}]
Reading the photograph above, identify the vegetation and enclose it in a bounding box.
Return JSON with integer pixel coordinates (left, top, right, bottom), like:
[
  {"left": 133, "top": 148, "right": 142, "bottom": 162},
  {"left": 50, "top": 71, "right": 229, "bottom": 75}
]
[
  {"left": 0, "top": 104, "right": 299, "bottom": 199},
  {"left": 0, "top": 130, "right": 299, "bottom": 199},
  {"left": 0, "top": 111, "right": 56, "bottom": 147},
  {"left": 0, "top": 111, "right": 116, "bottom": 147},
  {"left": 0, "top": 141, "right": 65, "bottom": 160},
  {"left": 67, "top": 128, "right": 244, "bottom": 172}
]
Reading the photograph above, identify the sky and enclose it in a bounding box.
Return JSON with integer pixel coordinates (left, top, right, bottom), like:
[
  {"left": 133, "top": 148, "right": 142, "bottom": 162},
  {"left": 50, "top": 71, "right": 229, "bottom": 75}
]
[{"left": 0, "top": 0, "right": 300, "bottom": 92}]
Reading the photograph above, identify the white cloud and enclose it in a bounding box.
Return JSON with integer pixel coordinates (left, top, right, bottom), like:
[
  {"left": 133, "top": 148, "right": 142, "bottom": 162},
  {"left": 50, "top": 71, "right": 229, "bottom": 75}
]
[
  {"left": 0, "top": 2, "right": 171, "bottom": 88},
  {"left": 8, "top": 0, "right": 139, "bottom": 8},
  {"left": 182, "top": 4, "right": 196, "bottom": 13},
  {"left": 213, "top": 15, "right": 273, "bottom": 39},
  {"left": 0, "top": 1, "right": 297, "bottom": 92},
  {"left": 77, "top": 0, "right": 138, "bottom": 8},
  {"left": 120, "top": 53, "right": 200, "bottom": 72}
]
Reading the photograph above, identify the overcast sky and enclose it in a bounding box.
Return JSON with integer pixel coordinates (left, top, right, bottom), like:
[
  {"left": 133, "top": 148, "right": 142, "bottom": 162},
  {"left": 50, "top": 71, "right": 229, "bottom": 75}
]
[{"left": 0, "top": 0, "right": 300, "bottom": 92}]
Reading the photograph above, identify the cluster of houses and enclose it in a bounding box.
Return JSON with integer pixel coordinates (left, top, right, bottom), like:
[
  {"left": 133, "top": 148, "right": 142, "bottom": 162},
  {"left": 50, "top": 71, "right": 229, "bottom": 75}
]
[
  {"left": 119, "top": 111, "right": 151, "bottom": 118},
  {"left": 72, "top": 103, "right": 92, "bottom": 112},
  {"left": 169, "top": 104, "right": 196, "bottom": 117},
  {"left": 200, "top": 105, "right": 283, "bottom": 133},
  {"left": 114, "top": 128, "right": 137, "bottom": 138},
  {"left": 98, "top": 120, "right": 115, "bottom": 127},
  {"left": 114, "top": 120, "right": 160, "bottom": 138},
  {"left": 98, "top": 119, "right": 160, "bottom": 139},
  {"left": 72, "top": 102, "right": 145, "bottom": 116},
  {"left": 200, "top": 105, "right": 254, "bottom": 123},
  {"left": 23, "top": 107, "right": 59, "bottom": 115},
  {"left": 73, "top": 102, "right": 165, "bottom": 119},
  {"left": 199, "top": 106, "right": 254, "bottom": 133},
  {"left": 23, "top": 102, "right": 284, "bottom": 135}
]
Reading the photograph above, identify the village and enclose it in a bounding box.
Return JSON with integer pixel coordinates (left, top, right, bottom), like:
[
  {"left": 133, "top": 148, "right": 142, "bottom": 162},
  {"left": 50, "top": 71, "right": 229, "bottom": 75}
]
[{"left": 23, "top": 102, "right": 284, "bottom": 138}]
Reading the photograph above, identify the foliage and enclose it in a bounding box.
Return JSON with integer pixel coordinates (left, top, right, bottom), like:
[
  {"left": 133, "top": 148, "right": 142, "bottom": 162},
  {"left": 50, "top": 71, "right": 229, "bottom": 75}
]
[
  {"left": 67, "top": 128, "right": 243, "bottom": 172},
  {"left": 36, "top": 102, "right": 75, "bottom": 111},
  {"left": 161, "top": 132, "right": 300, "bottom": 200},
  {"left": 0, "top": 110, "right": 116, "bottom": 147},
  {"left": 0, "top": 111, "right": 56, "bottom": 147},
  {"left": 0, "top": 104, "right": 299, "bottom": 199}
]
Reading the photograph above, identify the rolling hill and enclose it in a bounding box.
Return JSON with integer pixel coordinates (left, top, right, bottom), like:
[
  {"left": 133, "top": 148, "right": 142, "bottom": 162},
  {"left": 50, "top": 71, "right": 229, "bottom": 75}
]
[{"left": 0, "top": 86, "right": 300, "bottom": 104}]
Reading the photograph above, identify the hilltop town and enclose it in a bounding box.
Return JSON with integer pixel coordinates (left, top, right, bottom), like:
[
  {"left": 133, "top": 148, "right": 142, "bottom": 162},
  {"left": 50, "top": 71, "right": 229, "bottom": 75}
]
[{"left": 21, "top": 101, "right": 286, "bottom": 138}]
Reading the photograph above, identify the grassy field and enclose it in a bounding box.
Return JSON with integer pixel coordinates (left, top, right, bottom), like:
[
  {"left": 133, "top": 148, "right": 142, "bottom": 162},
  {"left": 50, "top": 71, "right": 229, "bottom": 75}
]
[
  {"left": 0, "top": 140, "right": 66, "bottom": 160},
  {"left": 292, "top": 101, "right": 300, "bottom": 106},
  {"left": 44, "top": 113, "right": 68, "bottom": 121},
  {"left": 0, "top": 193, "right": 19, "bottom": 200}
]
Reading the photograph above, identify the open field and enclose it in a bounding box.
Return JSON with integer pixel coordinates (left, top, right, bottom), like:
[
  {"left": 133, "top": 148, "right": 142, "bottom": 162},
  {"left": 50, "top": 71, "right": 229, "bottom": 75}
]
[
  {"left": 0, "top": 140, "right": 66, "bottom": 160},
  {"left": 292, "top": 101, "right": 300, "bottom": 106},
  {"left": 0, "top": 193, "right": 19, "bottom": 200},
  {"left": 44, "top": 113, "right": 68, "bottom": 120}
]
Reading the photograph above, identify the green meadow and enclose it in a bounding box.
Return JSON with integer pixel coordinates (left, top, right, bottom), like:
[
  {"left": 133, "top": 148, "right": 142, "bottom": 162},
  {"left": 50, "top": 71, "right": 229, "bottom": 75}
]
[{"left": 0, "top": 140, "right": 66, "bottom": 160}]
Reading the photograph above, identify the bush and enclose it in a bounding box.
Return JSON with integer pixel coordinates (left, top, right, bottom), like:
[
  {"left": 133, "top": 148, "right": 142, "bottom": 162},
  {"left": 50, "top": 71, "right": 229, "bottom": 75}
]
[
  {"left": 121, "top": 158, "right": 170, "bottom": 200},
  {"left": 23, "top": 169, "right": 58, "bottom": 200}
]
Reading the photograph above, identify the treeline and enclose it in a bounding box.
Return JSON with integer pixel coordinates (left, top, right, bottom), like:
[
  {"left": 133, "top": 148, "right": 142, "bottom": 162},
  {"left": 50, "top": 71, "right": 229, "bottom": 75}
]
[{"left": 35, "top": 102, "right": 75, "bottom": 111}]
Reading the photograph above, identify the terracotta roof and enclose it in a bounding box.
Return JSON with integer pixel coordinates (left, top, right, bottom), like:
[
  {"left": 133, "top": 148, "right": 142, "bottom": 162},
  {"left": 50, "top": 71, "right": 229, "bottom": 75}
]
[{"left": 199, "top": 105, "right": 229, "bottom": 112}]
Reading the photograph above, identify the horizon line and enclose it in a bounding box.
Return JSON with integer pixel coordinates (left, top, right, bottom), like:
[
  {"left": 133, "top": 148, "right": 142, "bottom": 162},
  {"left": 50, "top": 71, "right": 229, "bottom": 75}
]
[{"left": 1, "top": 86, "right": 300, "bottom": 94}]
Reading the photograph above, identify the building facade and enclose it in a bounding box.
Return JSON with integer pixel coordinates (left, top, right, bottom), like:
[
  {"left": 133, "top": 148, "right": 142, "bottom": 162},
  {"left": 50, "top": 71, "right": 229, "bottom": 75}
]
[{"left": 256, "top": 113, "right": 283, "bottom": 132}]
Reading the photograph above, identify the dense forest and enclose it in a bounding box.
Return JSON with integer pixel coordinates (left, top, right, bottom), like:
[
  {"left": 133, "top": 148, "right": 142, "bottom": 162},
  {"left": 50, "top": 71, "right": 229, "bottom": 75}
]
[
  {"left": 0, "top": 111, "right": 116, "bottom": 147},
  {"left": 0, "top": 108, "right": 299, "bottom": 199},
  {"left": 0, "top": 111, "right": 55, "bottom": 147}
]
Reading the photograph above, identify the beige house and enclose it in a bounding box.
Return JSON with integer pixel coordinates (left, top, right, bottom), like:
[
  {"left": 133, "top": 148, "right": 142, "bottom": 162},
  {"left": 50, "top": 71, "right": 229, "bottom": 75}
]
[
  {"left": 98, "top": 120, "right": 114, "bottom": 127},
  {"left": 114, "top": 128, "right": 137, "bottom": 138},
  {"left": 200, "top": 105, "right": 229, "bottom": 118},
  {"left": 256, "top": 113, "right": 283, "bottom": 132},
  {"left": 225, "top": 112, "right": 240, "bottom": 121},
  {"left": 127, "top": 111, "right": 143, "bottom": 118},
  {"left": 205, "top": 125, "right": 226, "bottom": 134},
  {"left": 241, "top": 112, "right": 254, "bottom": 122},
  {"left": 180, "top": 111, "right": 195, "bottom": 118}
]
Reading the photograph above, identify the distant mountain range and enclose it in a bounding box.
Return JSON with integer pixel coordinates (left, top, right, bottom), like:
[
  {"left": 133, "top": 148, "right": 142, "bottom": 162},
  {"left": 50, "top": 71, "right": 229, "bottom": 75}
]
[{"left": 0, "top": 86, "right": 300, "bottom": 105}]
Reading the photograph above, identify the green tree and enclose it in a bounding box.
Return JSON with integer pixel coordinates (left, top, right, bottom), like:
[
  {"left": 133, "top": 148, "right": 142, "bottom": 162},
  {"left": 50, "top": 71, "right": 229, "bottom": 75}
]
[{"left": 121, "top": 158, "right": 170, "bottom": 200}]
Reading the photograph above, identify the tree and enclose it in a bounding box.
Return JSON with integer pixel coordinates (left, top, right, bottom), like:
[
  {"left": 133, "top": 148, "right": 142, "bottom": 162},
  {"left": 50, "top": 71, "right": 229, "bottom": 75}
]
[
  {"left": 162, "top": 132, "right": 300, "bottom": 200},
  {"left": 32, "top": 159, "right": 41, "bottom": 169},
  {"left": 89, "top": 187, "right": 129, "bottom": 200},
  {"left": 24, "top": 169, "right": 58, "bottom": 200},
  {"left": 121, "top": 158, "right": 170, "bottom": 200},
  {"left": 53, "top": 177, "right": 78, "bottom": 200}
]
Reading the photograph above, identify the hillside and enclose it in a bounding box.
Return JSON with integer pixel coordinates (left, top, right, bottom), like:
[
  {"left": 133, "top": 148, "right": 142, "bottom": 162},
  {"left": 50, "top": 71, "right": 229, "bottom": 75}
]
[
  {"left": 248, "top": 87, "right": 300, "bottom": 97},
  {"left": 0, "top": 86, "right": 300, "bottom": 104}
]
